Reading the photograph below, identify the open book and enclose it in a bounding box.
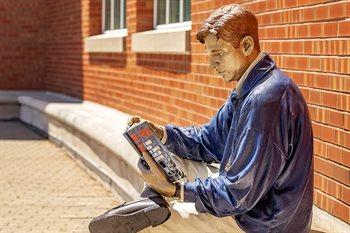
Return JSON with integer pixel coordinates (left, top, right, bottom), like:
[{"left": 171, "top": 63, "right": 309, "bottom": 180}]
[{"left": 123, "top": 121, "right": 186, "bottom": 183}]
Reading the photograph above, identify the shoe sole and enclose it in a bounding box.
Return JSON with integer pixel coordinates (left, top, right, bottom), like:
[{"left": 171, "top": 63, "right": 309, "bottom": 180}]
[{"left": 89, "top": 204, "right": 170, "bottom": 233}]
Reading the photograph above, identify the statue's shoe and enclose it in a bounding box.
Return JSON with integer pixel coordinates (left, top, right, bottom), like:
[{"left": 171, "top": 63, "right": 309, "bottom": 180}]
[{"left": 89, "top": 196, "right": 171, "bottom": 233}]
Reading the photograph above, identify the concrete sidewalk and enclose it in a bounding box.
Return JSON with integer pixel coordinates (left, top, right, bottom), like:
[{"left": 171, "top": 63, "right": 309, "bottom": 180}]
[{"left": 0, "top": 121, "right": 120, "bottom": 233}]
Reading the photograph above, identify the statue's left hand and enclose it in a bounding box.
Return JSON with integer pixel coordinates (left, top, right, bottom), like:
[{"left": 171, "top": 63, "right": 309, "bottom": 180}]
[{"left": 137, "top": 151, "right": 176, "bottom": 197}]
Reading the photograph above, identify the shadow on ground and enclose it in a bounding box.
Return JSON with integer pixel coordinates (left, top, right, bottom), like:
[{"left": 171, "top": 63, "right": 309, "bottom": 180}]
[{"left": 0, "top": 120, "right": 46, "bottom": 140}]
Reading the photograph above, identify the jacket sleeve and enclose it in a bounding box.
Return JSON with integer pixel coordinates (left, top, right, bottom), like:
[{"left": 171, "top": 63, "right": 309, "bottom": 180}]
[
  {"left": 182, "top": 96, "right": 288, "bottom": 217},
  {"left": 164, "top": 99, "right": 233, "bottom": 164}
]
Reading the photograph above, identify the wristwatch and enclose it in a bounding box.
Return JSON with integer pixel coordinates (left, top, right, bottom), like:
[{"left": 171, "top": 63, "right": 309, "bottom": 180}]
[{"left": 174, "top": 182, "right": 184, "bottom": 201}]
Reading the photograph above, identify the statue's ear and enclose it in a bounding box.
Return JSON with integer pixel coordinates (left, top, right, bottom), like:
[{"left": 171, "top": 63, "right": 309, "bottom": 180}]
[{"left": 241, "top": 36, "right": 254, "bottom": 56}]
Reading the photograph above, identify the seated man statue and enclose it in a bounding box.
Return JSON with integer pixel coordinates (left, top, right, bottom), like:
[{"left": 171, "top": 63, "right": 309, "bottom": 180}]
[{"left": 89, "top": 3, "right": 313, "bottom": 233}]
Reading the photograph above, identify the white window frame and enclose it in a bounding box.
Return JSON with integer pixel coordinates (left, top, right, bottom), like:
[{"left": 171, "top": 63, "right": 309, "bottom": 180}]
[
  {"left": 154, "top": 0, "right": 191, "bottom": 30},
  {"left": 102, "top": 0, "right": 127, "bottom": 35}
]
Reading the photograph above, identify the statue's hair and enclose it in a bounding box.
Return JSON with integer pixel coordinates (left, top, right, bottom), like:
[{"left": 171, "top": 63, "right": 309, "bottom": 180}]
[{"left": 197, "top": 4, "right": 260, "bottom": 52}]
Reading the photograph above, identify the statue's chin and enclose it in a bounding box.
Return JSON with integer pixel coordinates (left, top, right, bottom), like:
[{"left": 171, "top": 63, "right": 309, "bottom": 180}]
[{"left": 222, "top": 74, "right": 235, "bottom": 83}]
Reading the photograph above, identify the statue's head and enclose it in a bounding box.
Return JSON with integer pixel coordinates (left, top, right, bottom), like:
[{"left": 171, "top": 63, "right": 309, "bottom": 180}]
[
  {"left": 197, "top": 4, "right": 260, "bottom": 52},
  {"left": 196, "top": 4, "right": 260, "bottom": 83}
]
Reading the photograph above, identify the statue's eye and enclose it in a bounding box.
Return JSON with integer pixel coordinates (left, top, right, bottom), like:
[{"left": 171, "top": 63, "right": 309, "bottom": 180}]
[{"left": 212, "top": 51, "right": 225, "bottom": 57}]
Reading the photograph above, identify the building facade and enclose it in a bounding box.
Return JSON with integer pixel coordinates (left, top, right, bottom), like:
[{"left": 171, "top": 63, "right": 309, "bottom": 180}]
[{"left": 0, "top": 0, "right": 349, "bottom": 224}]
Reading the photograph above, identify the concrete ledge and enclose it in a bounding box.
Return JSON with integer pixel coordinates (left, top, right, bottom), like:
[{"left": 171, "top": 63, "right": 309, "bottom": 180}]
[
  {"left": 132, "top": 28, "right": 190, "bottom": 54},
  {"left": 0, "top": 91, "right": 49, "bottom": 120},
  {"left": 85, "top": 31, "right": 127, "bottom": 53},
  {"left": 312, "top": 206, "right": 350, "bottom": 233}
]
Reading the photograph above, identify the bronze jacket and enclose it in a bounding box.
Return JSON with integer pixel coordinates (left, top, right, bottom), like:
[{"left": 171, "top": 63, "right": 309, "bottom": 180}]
[{"left": 165, "top": 53, "right": 314, "bottom": 233}]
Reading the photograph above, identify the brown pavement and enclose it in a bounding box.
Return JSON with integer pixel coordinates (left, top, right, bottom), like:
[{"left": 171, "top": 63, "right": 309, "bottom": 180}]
[{"left": 0, "top": 121, "right": 120, "bottom": 233}]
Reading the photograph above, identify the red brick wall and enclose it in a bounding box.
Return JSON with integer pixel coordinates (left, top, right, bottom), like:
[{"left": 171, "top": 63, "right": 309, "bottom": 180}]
[
  {"left": 44, "top": 0, "right": 84, "bottom": 98},
  {"left": 0, "top": 0, "right": 46, "bottom": 89},
  {"left": 1, "top": 0, "right": 349, "bottom": 223}
]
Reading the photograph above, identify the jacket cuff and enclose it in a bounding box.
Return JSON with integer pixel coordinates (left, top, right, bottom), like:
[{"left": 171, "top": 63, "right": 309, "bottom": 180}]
[
  {"left": 160, "top": 126, "right": 168, "bottom": 144},
  {"left": 184, "top": 182, "right": 197, "bottom": 202},
  {"left": 164, "top": 125, "right": 174, "bottom": 145}
]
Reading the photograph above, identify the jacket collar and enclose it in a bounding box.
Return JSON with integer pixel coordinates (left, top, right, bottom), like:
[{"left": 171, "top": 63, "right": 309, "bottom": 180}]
[
  {"left": 235, "top": 52, "right": 264, "bottom": 94},
  {"left": 233, "top": 52, "right": 276, "bottom": 99}
]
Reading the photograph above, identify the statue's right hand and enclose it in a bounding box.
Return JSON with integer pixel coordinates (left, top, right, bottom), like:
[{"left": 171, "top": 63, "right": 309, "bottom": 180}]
[
  {"left": 126, "top": 115, "right": 164, "bottom": 140},
  {"left": 127, "top": 115, "right": 143, "bottom": 128}
]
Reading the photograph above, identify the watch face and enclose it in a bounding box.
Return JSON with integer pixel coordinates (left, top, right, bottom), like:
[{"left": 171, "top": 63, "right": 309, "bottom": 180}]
[
  {"left": 174, "top": 182, "right": 184, "bottom": 201},
  {"left": 174, "top": 182, "right": 181, "bottom": 199}
]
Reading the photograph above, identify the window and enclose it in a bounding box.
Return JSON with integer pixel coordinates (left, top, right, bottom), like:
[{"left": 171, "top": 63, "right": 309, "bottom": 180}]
[
  {"left": 102, "top": 0, "right": 126, "bottom": 33},
  {"left": 154, "top": 0, "right": 191, "bottom": 29},
  {"left": 131, "top": 0, "right": 192, "bottom": 54}
]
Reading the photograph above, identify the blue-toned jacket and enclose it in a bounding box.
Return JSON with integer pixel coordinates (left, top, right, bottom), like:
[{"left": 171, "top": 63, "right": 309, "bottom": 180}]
[{"left": 164, "top": 53, "right": 314, "bottom": 233}]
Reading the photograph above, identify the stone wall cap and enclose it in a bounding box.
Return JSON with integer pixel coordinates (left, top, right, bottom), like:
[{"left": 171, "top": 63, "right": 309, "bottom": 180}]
[{"left": 16, "top": 92, "right": 139, "bottom": 174}]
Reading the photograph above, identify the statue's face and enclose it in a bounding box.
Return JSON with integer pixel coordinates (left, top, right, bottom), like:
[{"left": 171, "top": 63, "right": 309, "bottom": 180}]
[{"left": 204, "top": 34, "right": 248, "bottom": 83}]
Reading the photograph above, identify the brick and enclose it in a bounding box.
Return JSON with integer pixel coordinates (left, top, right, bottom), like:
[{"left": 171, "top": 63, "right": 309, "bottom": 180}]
[
  {"left": 334, "top": 163, "right": 350, "bottom": 186},
  {"left": 336, "top": 130, "right": 344, "bottom": 147},
  {"left": 344, "top": 150, "right": 350, "bottom": 167},
  {"left": 345, "top": 113, "right": 350, "bottom": 131},
  {"left": 297, "top": 56, "right": 309, "bottom": 70},
  {"left": 315, "top": 139, "right": 327, "bottom": 158},
  {"left": 345, "top": 78, "right": 350, "bottom": 93},
  {"left": 342, "top": 185, "right": 350, "bottom": 205},
  {"left": 314, "top": 191, "right": 327, "bottom": 214},
  {"left": 315, "top": 156, "right": 334, "bottom": 178},
  {"left": 296, "top": 24, "right": 309, "bottom": 38},
  {"left": 313, "top": 4, "right": 329, "bottom": 21},
  {"left": 321, "top": 173, "right": 329, "bottom": 191},
  {"left": 329, "top": 2, "right": 346, "bottom": 18},
  {"left": 281, "top": 41, "right": 293, "bottom": 54},
  {"left": 314, "top": 73, "right": 330, "bottom": 90},
  {"left": 314, "top": 188, "right": 321, "bottom": 207},
  {"left": 345, "top": 131, "right": 350, "bottom": 148},
  {"left": 328, "top": 144, "right": 343, "bottom": 164},
  {"left": 327, "top": 178, "right": 342, "bottom": 199},
  {"left": 312, "top": 122, "right": 322, "bottom": 139},
  {"left": 338, "top": 20, "right": 350, "bottom": 36},
  {"left": 290, "top": 71, "right": 303, "bottom": 85},
  {"left": 309, "top": 57, "right": 321, "bottom": 71},
  {"left": 330, "top": 75, "right": 346, "bottom": 93},
  {"left": 310, "top": 90, "right": 322, "bottom": 105},
  {"left": 323, "top": 22, "right": 338, "bottom": 37},
  {"left": 309, "top": 105, "right": 316, "bottom": 120},
  {"left": 322, "top": 126, "right": 337, "bottom": 144},
  {"left": 309, "top": 23, "right": 322, "bottom": 37},
  {"left": 314, "top": 172, "right": 322, "bottom": 189},
  {"left": 315, "top": 106, "right": 329, "bottom": 124},
  {"left": 337, "top": 94, "right": 350, "bottom": 112},
  {"left": 328, "top": 110, "right": 344, "bottom": 129},
  {"left": 304, "top": 7, "right": 314, "bottom": 21},
  {"left": 291, "top": 41, "right": 303, "bottom": 54},
  {"left": 338, "top": 57, "right": 350, "bottom": 75}
]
